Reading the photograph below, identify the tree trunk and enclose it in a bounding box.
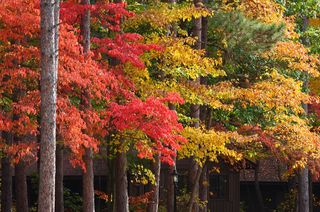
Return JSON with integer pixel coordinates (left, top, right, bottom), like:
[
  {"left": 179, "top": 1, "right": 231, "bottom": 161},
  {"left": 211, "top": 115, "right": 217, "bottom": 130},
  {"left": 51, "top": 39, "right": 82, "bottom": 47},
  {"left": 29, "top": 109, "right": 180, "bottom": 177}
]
[
  {"left": 38, "top": 0, "right": 59, "bottom": 211},
  {"left": 167, "top": 165, "right": 175, "bottom": 212},
  {"left": 199, "top": 13, "right": 208, "bottom": 211},
  {"left": 15, "top": 162, "right": 28, "bottom": 212},
  {"left": 298, "top": 15, "right": 310, "bottom": 212},
  {"left": 199, "top": 165, "right": 208, "bottom": 212},
  {"left": 1, "top": 132, "right": 13, "bottom": 212},
  {"left": 83, "top": 148, "right": 95, "bottom": 212},
  {"left": 55, "top": 144, "right": 64, "bottom": 212},
  {"left": 79, "top": 1, "right": 95, "bottom": 211},
  {"left": 298, "top": 168, "right": 309, "bottom": 212},
  {"left": 187, "top": 166, "right": 203, "bottom": 212},
  {"left": 114, "top": 151, "right": 129, "bottom": 212},
  {"left": 148, "top": 155, "right": 161, "bottom": 212},
  {"left": 167, "top": 104, "right": 176, "bottom": 212},
  {"left": 309, "top": 173, "right": 313, "bottom": 212},
  {"left": 188, "top": 1, "right": 202, "bottom": 211},
  {"left": 254, "top": 160, "right": 265, "bottom": 212}
]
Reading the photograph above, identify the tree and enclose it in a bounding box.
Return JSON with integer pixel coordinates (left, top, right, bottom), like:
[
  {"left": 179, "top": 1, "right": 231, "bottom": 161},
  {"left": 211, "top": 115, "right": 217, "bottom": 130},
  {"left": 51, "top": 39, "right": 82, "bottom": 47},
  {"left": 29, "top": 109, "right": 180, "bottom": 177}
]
[{"left": 38, "top": 0, "right": 60, "bottom": 211}]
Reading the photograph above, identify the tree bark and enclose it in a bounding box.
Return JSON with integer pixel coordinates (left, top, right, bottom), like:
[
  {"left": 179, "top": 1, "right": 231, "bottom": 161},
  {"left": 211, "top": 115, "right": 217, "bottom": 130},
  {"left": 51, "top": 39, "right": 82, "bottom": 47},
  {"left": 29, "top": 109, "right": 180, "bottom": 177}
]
[
  {"left": 38, "top": 0, "right": 59, "bottom": 211},
  {"left": 83, "top": 148, "right": 95, "bottom": 212},
  {"left": 298, "top": 15, "right": 310, "bottom": 212},
  {"left": 114, "top": 151, "right": 129, "bottom": 212},
  {"left": 79, "top": 1, "right": 95, "bottom": 211},
  {"left": 167, "top": 165, "right": 175, "bottom": 212},
  {"left": 166, "top": 104, "right": 176, "bottom": 212},
  {"left": 187, "top": 166, "right": 203, "bottom": 212},
  {"left": 199, "top": 165, "right": 208, "bottom": 212},
  {"left": 15, "top": 162, "right": 28, "bottom": 212},
  {"left": 188, "top": 1, "right": 202, "bottom": 211},
  {"left": 254, "top": 160, "right": 265, "bottom": 212},
  {"left": 148, "top": 154, "right": 161, "bottom": 212},
  {"left": 1, "top": 132, "right": 13, "bottom": 212},
  {"left": 298, "top": 168, "right": 309, "bottom": 212},
  {"left": 55, "top": 144, "right": 64, "bottom": 212}
]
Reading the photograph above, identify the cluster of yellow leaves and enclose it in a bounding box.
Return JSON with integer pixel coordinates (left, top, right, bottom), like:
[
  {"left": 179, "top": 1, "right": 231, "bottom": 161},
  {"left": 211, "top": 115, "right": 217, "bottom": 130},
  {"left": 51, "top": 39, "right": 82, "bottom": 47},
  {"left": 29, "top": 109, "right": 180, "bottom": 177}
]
[
  {"left": 125, "top": 3, "right": 211, "bottom": 31},
  {"left": 265, "top": 115, "right": 320, "bottom": 170},
  {"left": 179, "top": 126, "right": 256, "bottom": 167},
  {"left": 129, "top": 36, "right": 224, "bottom": 106},
  {"left": 146, "top": 36, "right": 224, "bottom": 80},
  {"left": 267, "top": 41, "right": 320, "bottom": 77},
  {"left": 130, "top": 164, "right": 156, "bottom": 185},
  {"left": 212, "top": 70, "right": 310, "bottom": 113}
]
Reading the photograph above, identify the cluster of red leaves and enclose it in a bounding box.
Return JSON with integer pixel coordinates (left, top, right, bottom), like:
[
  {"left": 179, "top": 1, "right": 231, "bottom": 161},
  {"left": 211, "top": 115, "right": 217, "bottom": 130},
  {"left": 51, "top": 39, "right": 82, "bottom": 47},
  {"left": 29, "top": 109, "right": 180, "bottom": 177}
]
[
  {"left": 129, "top": 190, "right": 154, "bottom": 205},
  {"left": 60, "top": 2, "right": 134, "bottom": 31},
  {"left": 92, "top": 34, "right": 162, "bottom": 69},
  {"left": 94, "top": 190, "right": 112, "bottom": 202},
  {"left": 110, "top": 95, "right": 186, "bottom": 165}
]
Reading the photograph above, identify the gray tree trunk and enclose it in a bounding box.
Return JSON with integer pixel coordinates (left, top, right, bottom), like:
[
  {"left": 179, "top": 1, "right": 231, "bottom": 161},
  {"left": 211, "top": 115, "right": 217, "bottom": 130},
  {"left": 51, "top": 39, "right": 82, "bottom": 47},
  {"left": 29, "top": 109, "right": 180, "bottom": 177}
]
[
  {"left": 55, "top": 144, "right": 64, "bottom": 212},
  {"left": 148, "top": 155, "right": 161, "bottom": 212},
  {"left": 15, "top": 162, "right": 28, "bottom": 212},
  {"left": 298, "top": 168, "right": 309, "bottom": 212},
  {"left": 38, "top": 0, "right": 59, "bottom": 211},
  {"left": 114, "top": 151, "right": 129, "bottom": 212},
  {"left": 298, "top": 15, "right": 310, "bottom": 212},
  {"left": 1, "top": 132, "right": 13, "bottom": 212}
]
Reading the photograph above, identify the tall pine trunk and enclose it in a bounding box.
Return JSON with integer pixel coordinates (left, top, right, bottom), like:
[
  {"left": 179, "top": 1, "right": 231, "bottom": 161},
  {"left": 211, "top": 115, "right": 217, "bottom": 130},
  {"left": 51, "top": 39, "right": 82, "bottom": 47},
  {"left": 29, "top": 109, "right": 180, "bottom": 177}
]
[
  {"left": 55, "top": 144, "right": 64, "bottom": 212},
  {"left": 297, "top": 15, "right": 310, "bottom": 212},
  {"left": 114, "top": 151, "right": 129, "bottom": 212},
  {"left": 38, "top": 0, "right": 59, "bottom": 211},
  {"left": 188, "top": 0, "right": 202, "bottom": 211},
  {"left": 15, "top": 162, "right": 28, "bottom": 212},
  {"left": 199, "top": 10, "right": 208, "bottom": 211},
  {"left": 148, "top": 154, "right": 161, "bottom": 212},
  {"left": 80, "top": 0, "right": 95, "bottom": 211},
  {"left": 1, "top": 132, "right": 13, "bottom": 212}
]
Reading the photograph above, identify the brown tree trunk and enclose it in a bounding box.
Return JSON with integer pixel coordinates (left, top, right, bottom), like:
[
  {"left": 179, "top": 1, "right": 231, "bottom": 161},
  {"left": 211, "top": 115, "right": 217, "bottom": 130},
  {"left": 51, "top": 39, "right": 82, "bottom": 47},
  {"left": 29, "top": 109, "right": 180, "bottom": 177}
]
[
  {"left": 1, "top": 157, "right": 12, "bottom": 212},
  {"left": 38, "top": 0, "right": 59, "bottom": 211},
  {"left": 167, "top": 165, "right": 175, "bottom": 212},
  {"left": 188, "top": 0, "right": 202, "bottom": 211},
  {"left": 114, "top": 151, "right": 129, "bottom": 212},
  {"left": 148, "top": 154, "right": 161, "bottom": 212},
  {"left": 298, "top": 168, "right": 309, "bottom": 212},
  {"left": 187, "top": 165, "right": 203, "bottom": 212},
  {"left": 55, "top": 144, "right": 64, "bottom": 212},
  {"left": 199, "top": 11, "right": 208, "bottom": 211},
  {"left": 254, "top": 161, "right": 265, "bottom": 212},
  {"left": 1, "top": 132, "right": 13, "bottom": 212},
  {"left": 83, "top": 148, "right": 95, "bottom": 212},
  {"left": 15, "top": 162, "right": 28, "bottom": 212},
  {"left": 80, "top": 1, "right": 95, "bottom": 211},
  {"left": 199, "top": 165, "right": 207, "bottom": 212},
  {"left": 166, "top": 104, "right": 176, "bottom": 212}
]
